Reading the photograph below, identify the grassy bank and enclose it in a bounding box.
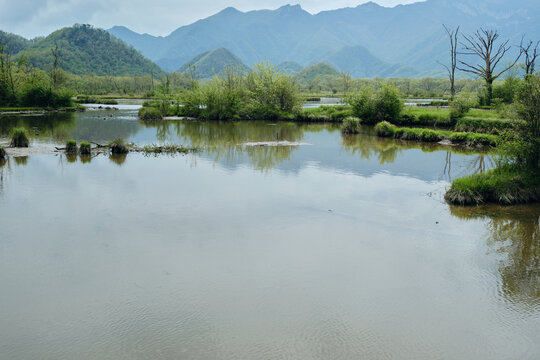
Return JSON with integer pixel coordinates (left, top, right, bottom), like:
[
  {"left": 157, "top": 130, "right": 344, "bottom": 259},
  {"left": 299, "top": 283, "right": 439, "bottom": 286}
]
[
  {"left": 374, "top": 121, "right": 498, "bottom": 146},
  {"left": 445, "top": 165, "right": 540, "bottom": 205}
]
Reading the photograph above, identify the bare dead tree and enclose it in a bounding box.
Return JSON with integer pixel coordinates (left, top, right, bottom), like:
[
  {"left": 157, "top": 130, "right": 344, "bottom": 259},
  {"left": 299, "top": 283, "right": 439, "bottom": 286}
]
[
  {"left": 458, "top": 28, "right": 521, "bottom": 105},
  {"left": 519, "top": 37, "right": 539, "bottom": 76},
  {"left": 437, "top": 25, "right": 459, "bottom": 100}
]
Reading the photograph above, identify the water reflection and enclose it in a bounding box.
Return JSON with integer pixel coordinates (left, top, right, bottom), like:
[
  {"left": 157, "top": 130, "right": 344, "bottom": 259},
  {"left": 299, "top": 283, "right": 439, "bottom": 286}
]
[
  {"left": 109, "top": 153, "right": 127, "bottom": 166},
  {"left": 450, "top": 205, "right": 540, "bottom": 306},
  {"left": 13, "top": 156, "right": 28, "bottom": 166}
]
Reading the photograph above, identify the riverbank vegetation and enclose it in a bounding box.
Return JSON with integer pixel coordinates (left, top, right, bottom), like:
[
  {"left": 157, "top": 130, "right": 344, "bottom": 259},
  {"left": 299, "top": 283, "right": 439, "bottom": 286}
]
[{"left": 445, "top": 75, "right": 540, "bottom": 205}]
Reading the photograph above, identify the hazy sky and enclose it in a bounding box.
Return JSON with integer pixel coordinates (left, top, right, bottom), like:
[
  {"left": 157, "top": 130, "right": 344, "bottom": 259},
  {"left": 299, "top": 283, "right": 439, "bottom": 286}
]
[{"left": 0, "top": 0, "right": 422, "bottom": 39}]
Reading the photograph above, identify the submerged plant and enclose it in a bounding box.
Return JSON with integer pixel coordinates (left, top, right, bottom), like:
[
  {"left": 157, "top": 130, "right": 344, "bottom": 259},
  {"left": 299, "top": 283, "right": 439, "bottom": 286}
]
[
  {"left": 79, "top": 142, "right": 92, "bottom": 155},
  {"left": 109, "top": 138, "right": 129, "bottom": 154},
  {"left": 66, "top": 140, "right": 78, "bottom": 153},
  {"left": 10, "top": 128, "right": 29, "bottom": 147}
]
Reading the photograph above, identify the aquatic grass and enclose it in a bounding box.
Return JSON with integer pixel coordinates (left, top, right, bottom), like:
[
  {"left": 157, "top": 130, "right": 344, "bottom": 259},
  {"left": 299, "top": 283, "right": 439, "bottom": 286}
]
[
  {"left": 139, "top": 144, "right": 199, "bottom": 156},
  {"left": 79, "top": 142, "right": 91, "bottom": 155},
  {"left": 109, "top": 138, "right": 129, "bottom": 154},
  {"left": 138, "top": 107, "right": 163, "bottom": 121},
  {"left": 374, "top": 122, "right": 498, "bottom": 146},
  {"left": 445, "top": 165, "right": 540, "bottom": 205},
  {"left": 65, "top": 140, "right": 78, "bottom": 153},
  {"left": 10, "top": 128, "right": 29, "bottom": 147},
  {"left": 455, "top": 117, "right": 522, "bottom": 134},
  {"left": 341, "top": 117, "right": 361, "bottom": 134}
]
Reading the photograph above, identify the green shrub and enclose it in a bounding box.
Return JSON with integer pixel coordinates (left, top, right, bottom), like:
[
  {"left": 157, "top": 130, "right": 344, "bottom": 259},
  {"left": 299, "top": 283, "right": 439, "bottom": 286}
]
[
  {"left": 109, "top": 138, "right": 129, "bottom": 154},
  {"left": 66, "top": 140, "right": 78, "bottom": 153},
  {"left": 374, "top": 121, "right": 396, "bottom": 137},
  {"left": 348, "top": 85, "right": 402, "bottom": 124},
  {"left": 341, "top": 117, "right": 361, "bottom": 134},
  {"left": 10, "top": 128, "right": 29, "bottom": 147},
  {"left": 79, "top": 142, "right": 91, "bottom": 155},
  {"left": 138, "top": 107, "right": 163, "bottom": 121},
  {"left": 450, "top": 91, "right": 477, "bottom": 120}
]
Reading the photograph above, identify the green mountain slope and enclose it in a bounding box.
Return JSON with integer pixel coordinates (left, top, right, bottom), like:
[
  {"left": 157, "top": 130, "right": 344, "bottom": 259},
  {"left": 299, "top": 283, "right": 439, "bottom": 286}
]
[
  {"left": 178, "top": 47, "right": 249, "bottom": 78},
  {"left": 276, "top": 61, "right": 303, "bottom": 75},
  {"left": 21, "top": 24, "right": 165, "bottom": 77},
  {"left": 0, "top": 30, "right": 31, "bottom": 54},
  {"left": 293, "top": 63, "right": 340, "bottom": 83}
]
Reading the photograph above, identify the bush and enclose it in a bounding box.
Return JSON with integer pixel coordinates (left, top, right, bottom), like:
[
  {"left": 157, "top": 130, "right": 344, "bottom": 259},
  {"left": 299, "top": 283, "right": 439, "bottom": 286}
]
[
  {"left": 450, "top": 91, "right": 477, "bottom": 120},
  {"left": 138, "top": 107, "right": 163, "bottom": 121},
  {"left": 66, "top": 140, "right": 78, "bottom": 153},
  {"left": 10, "top": 128, "right": 29, "bottom": 147},
  {"left": 341, "top": 117, "right": 361, "bottom": 134},
  {"left": 79, "top": 142, "right": 91, "bottom": 155},
  {"left": 348, "top": 84, "right": 402, "bottom": 124},
  {"left": 109, "top": 138, "right": 129, "bottom": 154},
  {"left": 374, "top": 121, "right": 396, "bottom": 137}
]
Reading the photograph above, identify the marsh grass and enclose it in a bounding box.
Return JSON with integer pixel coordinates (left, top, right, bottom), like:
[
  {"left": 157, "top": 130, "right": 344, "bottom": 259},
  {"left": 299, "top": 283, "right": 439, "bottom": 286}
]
[
  {"left": 445, "top": 165, "right": 540, "bottom": 205},
  {"left": 10, "top": 128, "right": 29, "bottom": 147},
  {"left": 138, "top": 107, "right": 163, "bottom": 121},
  {"left": 79, "top": 142, "right": 91, "bottom": 155},
  {"left": 341, "top": 117, "right": 361, "bottom": 134},
  {"left": 109, "top": 138, "right": 129, "bottom": 154},
  {"left": 140, "top": 144, "right": 196, "bottom": 155},
  {"left": 374, "top": 121, "right": 498, "bottom": 146},
  {"left": 66, "top": 140, "right": 78, "bottom": 153}
]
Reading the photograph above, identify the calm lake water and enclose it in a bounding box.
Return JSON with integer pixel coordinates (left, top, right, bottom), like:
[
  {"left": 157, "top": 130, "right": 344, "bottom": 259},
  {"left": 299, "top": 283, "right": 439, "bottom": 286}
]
[{"left": 0, "top": 103, "right": 539, "bottom": 359}]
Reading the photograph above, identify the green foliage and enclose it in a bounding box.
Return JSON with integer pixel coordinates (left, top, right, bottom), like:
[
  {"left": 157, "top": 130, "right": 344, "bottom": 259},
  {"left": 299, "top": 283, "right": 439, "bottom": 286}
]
[
  {"left": 455, "top": 117, "right": 522, "bottom": 134},
  {"left": 19, "top": 24, "right": 165, "bottom": 77},
  {"left": 299, "top": 105, "right": 352, "bottom": 122},
  {"left": 109, "top": 138, "right": 129, "bottom": 154},
  {"left": 348, "top": 84, "right": 402, "bottom": 124},
  {"left": 79, "top": 142, "right": 91, "bottom": 155},
  {"left": 445, "top": 165, "right": 540, "bottom": 205},
  {"left": 498, "top": 75, "right": 540, "bottom": 170},
  {"left": 138, "top": 106, "right": 163, "bottom": 121},
  {"left": 10, "top": 127, "right": 29, "bottom": 147},
  {"left": 341, "top": 117, "right": 361, "bottom": 134},
  {"left": 375, "top": 121, "right": 397, "bottom": 137},
  {"left": 65, "top": 139, "right": 77, "bottom": 153},
  {"left": 449, "top": 91, "right": 477, "bottom": 120}
]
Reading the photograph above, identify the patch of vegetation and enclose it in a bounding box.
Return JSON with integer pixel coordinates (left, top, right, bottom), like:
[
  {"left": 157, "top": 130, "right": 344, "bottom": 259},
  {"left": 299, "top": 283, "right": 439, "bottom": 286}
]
[
  {"left": 445, "top": 165, "right": 540, "bottom": 205},
  {"left": 138, "top": 107, "right": 163, "bottom": 121},
  {"left": 373, "top": 122, "right": 498, "bottom": 146},
  {"left": 298, "top": 105, "right": 352, "bottom": 122},
  {"left": 455, "top": 117, "right": 522, "bottom": 134},
  {"left": 109, "top": 138, "right": 129, "bottom": 154},
  {"left": 79, "top": 142, "right": 91, "bottom": 155},
  {"left": 341, "top": 117, "right": 361, "bottom": 134},
  {"left": 65, "top": 139, "right": 78, "bottom": 153},
  {"left": 139, "top": 144, "right": 197, "bottom": 155},
  {"left": 75, "top": 96, "right": 118, "bottom": 104},
  {"left": 10, "top": 128, "right": 29, "bottom": 147},
  {"left": 347, "top": 84, "right": 402, "bottom": 124}
]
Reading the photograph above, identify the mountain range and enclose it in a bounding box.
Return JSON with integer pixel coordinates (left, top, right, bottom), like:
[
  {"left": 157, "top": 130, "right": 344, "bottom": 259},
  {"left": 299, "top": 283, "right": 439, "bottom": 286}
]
[{"left": 108, "top": 0, "right": 539, "bottom": 77}]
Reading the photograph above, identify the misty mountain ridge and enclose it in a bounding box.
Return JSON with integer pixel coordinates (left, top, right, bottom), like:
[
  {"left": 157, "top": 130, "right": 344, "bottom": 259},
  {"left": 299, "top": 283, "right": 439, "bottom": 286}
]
[{"left": 108, "top": 0, "right": 538, "bottom": 78}]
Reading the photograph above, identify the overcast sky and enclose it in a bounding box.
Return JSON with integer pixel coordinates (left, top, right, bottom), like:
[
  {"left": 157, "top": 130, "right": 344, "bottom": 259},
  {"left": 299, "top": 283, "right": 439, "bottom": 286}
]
[{"left": 0, "top": 0, "right": 422, "bottom": 39}]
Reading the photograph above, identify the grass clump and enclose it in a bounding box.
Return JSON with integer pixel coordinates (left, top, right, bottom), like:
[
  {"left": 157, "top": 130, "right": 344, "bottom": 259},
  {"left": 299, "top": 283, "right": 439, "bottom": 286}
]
[
  {"left": 445, "top": 165, "right": 540, "bottom": 205},
  {"left": 66, "top": 140, "right": 78, "bottom": 153},
  {"left": 341, "top": 117, "right": 361, "bottom": 134},
  {"left": 347, "top": 84, "right": 402, "bottom": 124},
  {"left": 10, "top": 128, "right": 29, "bottom": 147},
  {"left": 79, "top": 142, "right": 91, "bottom": 155},
  {"left": 138, "top": 107, "right": 163, "bottom": 121},
  {"left": 109, "top": 138, "right": 129, "bottom": 154},
  {"left": 374, "top": 121, "right": 396, "bottom": 137}
]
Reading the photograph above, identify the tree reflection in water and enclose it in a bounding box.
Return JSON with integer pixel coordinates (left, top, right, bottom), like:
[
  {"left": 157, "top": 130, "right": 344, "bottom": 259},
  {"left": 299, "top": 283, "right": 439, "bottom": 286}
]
[{"left": 450, "top": 205, "right": 540, "bottom": 306}]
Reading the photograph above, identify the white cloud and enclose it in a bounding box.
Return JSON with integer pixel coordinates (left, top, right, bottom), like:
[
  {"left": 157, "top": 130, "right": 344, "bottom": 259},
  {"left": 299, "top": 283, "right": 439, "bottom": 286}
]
[{"left": 0, "top": 0, "right": 422, "bottom": 38}]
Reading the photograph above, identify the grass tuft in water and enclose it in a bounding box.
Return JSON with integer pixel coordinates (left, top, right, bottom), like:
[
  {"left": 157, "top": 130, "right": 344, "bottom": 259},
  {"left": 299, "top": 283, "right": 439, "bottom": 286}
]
[
  {"left": 66, "top": 140, "right": 78, "bottom": 153},
  {"left": 79, "top": 142, "right": 91, "bottom": 155},
  {"left": 10, "top": 128, "right": 29, "bottom": 147},
  {"left": 138, "top": 107, "right": 163, "bottom": 121},
  {"left": 341, "top": 117, "right": 361, "bottom": 134},
  {"left": 109, "top": 138, "right": 129, "bottom": 154}
]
